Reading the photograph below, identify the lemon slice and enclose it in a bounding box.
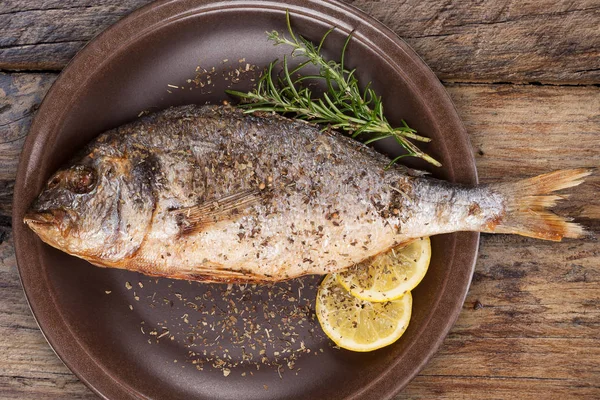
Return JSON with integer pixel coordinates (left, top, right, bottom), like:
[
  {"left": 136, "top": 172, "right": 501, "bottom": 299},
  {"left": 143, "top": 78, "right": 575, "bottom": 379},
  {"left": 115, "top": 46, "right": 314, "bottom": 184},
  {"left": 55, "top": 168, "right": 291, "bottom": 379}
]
[
  {"left": 337, "top": 237, "right": 431, "bottom": 302},
  {"left": 316, "top": 274, "right": 412, "bottom": 352}
]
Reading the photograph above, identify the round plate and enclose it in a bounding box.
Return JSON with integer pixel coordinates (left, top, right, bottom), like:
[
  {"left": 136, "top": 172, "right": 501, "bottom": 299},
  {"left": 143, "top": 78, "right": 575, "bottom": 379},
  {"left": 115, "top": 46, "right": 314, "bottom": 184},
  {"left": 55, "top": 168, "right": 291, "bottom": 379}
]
[{"left": 13, "top": 0, "right": 478, "bottom": 399}]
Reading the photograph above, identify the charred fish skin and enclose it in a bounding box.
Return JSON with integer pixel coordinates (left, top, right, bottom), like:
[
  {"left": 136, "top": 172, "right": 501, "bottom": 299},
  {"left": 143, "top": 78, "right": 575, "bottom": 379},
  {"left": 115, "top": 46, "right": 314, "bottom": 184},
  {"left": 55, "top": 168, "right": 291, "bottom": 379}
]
[
  {"left": 25, "top": 141, "right": 157, "bottom": 264},
  {"left": 25, "top": 105, "right": 590, "bottom": 282},
  {"left": 112, "top": 105, "right": 426, "bottom": 280}
]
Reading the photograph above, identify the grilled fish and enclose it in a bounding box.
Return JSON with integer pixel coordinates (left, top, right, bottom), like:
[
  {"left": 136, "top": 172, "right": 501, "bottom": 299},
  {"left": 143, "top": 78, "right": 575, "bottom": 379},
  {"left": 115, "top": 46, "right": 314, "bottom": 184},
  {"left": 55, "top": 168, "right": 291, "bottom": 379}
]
[{"left": 24, "top": 105, "right": 591, "bottom": 282}]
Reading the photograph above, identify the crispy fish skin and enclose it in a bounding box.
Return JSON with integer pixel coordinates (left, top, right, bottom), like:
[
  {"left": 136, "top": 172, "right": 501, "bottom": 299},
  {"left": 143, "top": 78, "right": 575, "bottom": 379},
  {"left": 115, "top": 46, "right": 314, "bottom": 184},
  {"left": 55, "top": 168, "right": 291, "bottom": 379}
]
[{"left": 24, "top": 105, "right": 591, "bottom": 282}]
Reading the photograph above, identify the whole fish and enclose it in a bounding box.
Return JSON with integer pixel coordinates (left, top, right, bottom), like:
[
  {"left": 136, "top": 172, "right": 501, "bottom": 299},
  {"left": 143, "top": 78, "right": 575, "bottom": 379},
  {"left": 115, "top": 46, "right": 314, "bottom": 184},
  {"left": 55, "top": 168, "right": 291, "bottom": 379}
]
[{"left": 24, "top": 105, "right": 591, "bottom": 282}]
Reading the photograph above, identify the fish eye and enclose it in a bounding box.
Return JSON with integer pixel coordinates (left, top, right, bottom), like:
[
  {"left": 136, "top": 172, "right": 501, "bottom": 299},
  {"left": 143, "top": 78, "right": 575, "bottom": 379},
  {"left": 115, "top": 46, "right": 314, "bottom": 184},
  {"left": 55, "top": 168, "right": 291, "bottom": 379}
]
[
  {"left": 47, "top": 175, "right": 62, "bottom": 189},
  {"left": 67, "top": 165, "right": 97, "bottom": 194}
]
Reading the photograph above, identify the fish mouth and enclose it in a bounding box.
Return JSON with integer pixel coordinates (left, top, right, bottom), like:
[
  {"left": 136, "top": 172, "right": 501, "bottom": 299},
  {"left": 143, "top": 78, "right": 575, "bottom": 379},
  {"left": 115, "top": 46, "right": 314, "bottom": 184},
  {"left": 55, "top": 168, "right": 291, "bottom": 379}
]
[{"left": 23, "top": 211, "right": 56, "bottom": 226}]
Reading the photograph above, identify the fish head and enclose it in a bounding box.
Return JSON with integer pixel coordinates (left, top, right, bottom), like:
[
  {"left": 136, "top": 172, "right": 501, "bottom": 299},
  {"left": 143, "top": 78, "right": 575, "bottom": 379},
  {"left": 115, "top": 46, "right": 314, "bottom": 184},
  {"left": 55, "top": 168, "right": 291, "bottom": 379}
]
[
  {"left": 24, "top": 151, "right": 156, "bottom": 264},
  {"left": 25, "top": 162, "right": 101, "bottom": 244}
]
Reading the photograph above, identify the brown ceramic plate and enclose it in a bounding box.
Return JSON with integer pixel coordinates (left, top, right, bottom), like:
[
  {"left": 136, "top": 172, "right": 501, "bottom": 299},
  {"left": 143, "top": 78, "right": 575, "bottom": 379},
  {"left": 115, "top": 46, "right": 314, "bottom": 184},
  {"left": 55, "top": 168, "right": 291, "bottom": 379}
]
[{"left": 13, "top": 0, "right": 478, "bottom": 399}]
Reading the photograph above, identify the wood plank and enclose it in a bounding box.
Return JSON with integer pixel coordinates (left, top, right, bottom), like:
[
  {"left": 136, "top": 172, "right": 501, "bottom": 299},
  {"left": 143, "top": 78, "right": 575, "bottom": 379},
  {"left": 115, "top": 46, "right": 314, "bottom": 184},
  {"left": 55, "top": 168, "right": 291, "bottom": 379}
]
[
  {"left": 0, "top": 76, "right": 598, "bottom": 398},
  {"left": 0, "top": 229, "right": 95, "bottom": 399},
  {"left": 0, "top": 72, "right": 56, "bottom": 218},
  {"left": 400, "top": 374, "right": 600, "bottom": 399},
  {"left": 1, "top": 0, "right": 599, "bottom": 84},
  {"left": 0, "top": 0, "right": 151, "bottom": 71},
  {"left": 448, "top": 83, "right": 600, "bottom": 177},
  {"left": 397, "top": 83, "right": 600, "bottom": 399},
  {"left": 347, "top": 0, "right": 600, "bottom": 84}
]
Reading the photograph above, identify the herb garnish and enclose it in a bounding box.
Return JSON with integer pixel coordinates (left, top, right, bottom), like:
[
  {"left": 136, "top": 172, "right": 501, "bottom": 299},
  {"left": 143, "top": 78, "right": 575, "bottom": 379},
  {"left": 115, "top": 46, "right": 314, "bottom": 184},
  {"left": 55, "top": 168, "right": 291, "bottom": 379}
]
[{"left": 226, "top": 12, "right": 440, "bottom": 167}]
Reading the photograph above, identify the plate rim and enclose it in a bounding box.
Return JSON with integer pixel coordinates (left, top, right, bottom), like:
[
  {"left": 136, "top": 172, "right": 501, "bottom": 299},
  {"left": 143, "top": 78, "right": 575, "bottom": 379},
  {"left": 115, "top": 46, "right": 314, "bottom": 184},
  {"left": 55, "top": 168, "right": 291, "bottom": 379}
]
[{"left": 12, "top": 0, "right": 479, "bottom": 399}]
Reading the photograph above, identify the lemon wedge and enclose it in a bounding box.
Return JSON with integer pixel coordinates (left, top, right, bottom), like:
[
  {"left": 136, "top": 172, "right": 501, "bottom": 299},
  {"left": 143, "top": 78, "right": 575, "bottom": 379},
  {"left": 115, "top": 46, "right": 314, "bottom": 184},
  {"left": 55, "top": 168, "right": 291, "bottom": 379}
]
[
  {"left": 337, "top": 237, "right": 431, "bottom": 302},
  {"left": 315, "top": 274, "right": 412, "bottom": 352}
]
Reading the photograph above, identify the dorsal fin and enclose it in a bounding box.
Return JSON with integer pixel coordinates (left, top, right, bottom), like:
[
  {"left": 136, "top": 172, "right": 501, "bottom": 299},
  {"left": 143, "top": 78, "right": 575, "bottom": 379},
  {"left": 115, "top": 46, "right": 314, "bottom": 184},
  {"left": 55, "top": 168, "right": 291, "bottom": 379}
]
[{"left": 170, "top": 189, "right": 263, "bottom": 235}]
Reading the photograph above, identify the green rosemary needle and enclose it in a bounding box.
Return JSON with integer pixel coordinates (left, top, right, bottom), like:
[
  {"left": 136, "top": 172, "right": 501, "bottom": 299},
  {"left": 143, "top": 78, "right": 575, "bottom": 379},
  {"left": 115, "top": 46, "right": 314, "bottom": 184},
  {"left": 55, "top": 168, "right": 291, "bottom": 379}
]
[{"left": 226, "top": 12, "right": 440, "bottom": 167}]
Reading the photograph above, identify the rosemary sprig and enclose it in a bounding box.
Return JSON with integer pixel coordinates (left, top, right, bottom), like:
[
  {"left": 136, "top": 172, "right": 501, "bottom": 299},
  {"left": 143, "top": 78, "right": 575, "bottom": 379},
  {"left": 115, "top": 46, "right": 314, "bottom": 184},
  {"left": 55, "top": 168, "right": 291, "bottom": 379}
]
[{"left": 226, "top": 12, "right": 440, "bottom": 167}]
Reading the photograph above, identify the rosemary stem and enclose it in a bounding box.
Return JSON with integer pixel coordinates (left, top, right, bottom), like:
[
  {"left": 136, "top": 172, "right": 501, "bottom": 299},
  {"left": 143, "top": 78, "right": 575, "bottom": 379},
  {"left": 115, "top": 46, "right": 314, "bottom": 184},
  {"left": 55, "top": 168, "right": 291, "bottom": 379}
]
[{"left": 228, "top": 12, "right": 440, "bottom": 167}]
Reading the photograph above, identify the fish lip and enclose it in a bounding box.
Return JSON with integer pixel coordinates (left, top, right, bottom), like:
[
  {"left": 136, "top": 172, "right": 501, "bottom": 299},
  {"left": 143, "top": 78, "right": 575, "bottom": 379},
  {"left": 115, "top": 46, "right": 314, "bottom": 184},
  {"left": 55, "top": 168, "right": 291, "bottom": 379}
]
[{"left": 23, "top": 211, "right": 56, "bottom": 226}]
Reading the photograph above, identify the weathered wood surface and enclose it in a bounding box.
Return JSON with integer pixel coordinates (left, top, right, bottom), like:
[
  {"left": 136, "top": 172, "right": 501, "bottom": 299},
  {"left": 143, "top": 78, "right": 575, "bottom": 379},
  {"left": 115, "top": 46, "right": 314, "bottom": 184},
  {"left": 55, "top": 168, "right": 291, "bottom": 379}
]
[
  {"left": 0, "top": 0, "right": 150, "bottom": 71},
  {"left": 348, "top": 0, "right": 600, "bottom": 84},
  {"left": 1, "top": 0, "right": 600, "bottom": 398},
  {"left": 0, "top": 71, "right": 598, "bottom": 398},
  {"left": 0, "top": 0, "right": 599, "bottom": 84}
]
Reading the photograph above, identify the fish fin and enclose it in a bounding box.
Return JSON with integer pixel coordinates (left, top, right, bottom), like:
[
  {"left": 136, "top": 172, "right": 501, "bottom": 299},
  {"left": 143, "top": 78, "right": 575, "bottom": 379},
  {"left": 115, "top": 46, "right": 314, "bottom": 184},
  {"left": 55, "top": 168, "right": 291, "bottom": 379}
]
[
  {"left": 489, "top": 168, "right": 594, "bottom": 241},
  {"left": 162, "top": 264, "right": 274, "bottom": 283},
  {"left": 171, "top": 189, "right": 263, "bottom": 235}
]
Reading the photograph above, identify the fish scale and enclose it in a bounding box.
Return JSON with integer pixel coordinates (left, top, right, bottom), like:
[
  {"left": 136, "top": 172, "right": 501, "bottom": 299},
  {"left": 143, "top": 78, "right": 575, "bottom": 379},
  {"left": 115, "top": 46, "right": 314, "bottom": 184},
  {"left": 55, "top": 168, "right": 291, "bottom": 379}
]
[{"left": 24, "top": 105, "right": 591, "bottom": 282}]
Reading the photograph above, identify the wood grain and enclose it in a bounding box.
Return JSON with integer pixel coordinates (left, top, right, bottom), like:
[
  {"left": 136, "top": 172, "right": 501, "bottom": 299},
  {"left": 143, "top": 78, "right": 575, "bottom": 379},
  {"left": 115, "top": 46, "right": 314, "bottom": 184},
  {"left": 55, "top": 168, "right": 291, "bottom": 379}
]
[
  {"left": 0, "top": 0, "right": 599, "bottom": 84},
  {"left": 1, "top": 1, "right": 599, "bottom": 398},
  {"left": 0, "top": 73, "right": 56, "bottom": 219},
  {"left": 0, "top": 71, "right": 598, "bottom": 398},
  {"left": 401, "top": 83, "right": 600, "bottom": 399},
  {"left": 347, "top": 0, "right": 600, "bottom": 84},
  {"left": 0, "top": 0, "right": 150, "bottom": 71}
]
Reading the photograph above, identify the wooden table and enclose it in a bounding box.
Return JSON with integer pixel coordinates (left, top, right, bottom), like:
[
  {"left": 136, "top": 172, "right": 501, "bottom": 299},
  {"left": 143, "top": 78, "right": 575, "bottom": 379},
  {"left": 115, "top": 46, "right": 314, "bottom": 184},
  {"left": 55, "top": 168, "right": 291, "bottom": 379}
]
[{"left": 1, "top": 1, "right": 599, "bottom": 398}]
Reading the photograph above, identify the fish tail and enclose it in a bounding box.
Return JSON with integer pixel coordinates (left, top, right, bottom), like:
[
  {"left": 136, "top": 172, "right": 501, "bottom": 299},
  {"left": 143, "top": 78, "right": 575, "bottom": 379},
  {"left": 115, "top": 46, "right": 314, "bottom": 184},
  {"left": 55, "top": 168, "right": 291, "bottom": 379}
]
[{"left": 489, "top": 168, "right": 594, "bottom": 241}]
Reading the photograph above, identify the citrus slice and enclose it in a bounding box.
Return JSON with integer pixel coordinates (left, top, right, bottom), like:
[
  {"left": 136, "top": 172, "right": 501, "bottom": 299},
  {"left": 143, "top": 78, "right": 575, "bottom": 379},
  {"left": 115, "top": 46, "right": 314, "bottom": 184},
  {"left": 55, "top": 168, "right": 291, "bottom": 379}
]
[
  {"left": 337, "top": 237, "right": 431, "bottom": 302},
  {"left": 316, "top": 274, "right": 412, "bottom": 352}
]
